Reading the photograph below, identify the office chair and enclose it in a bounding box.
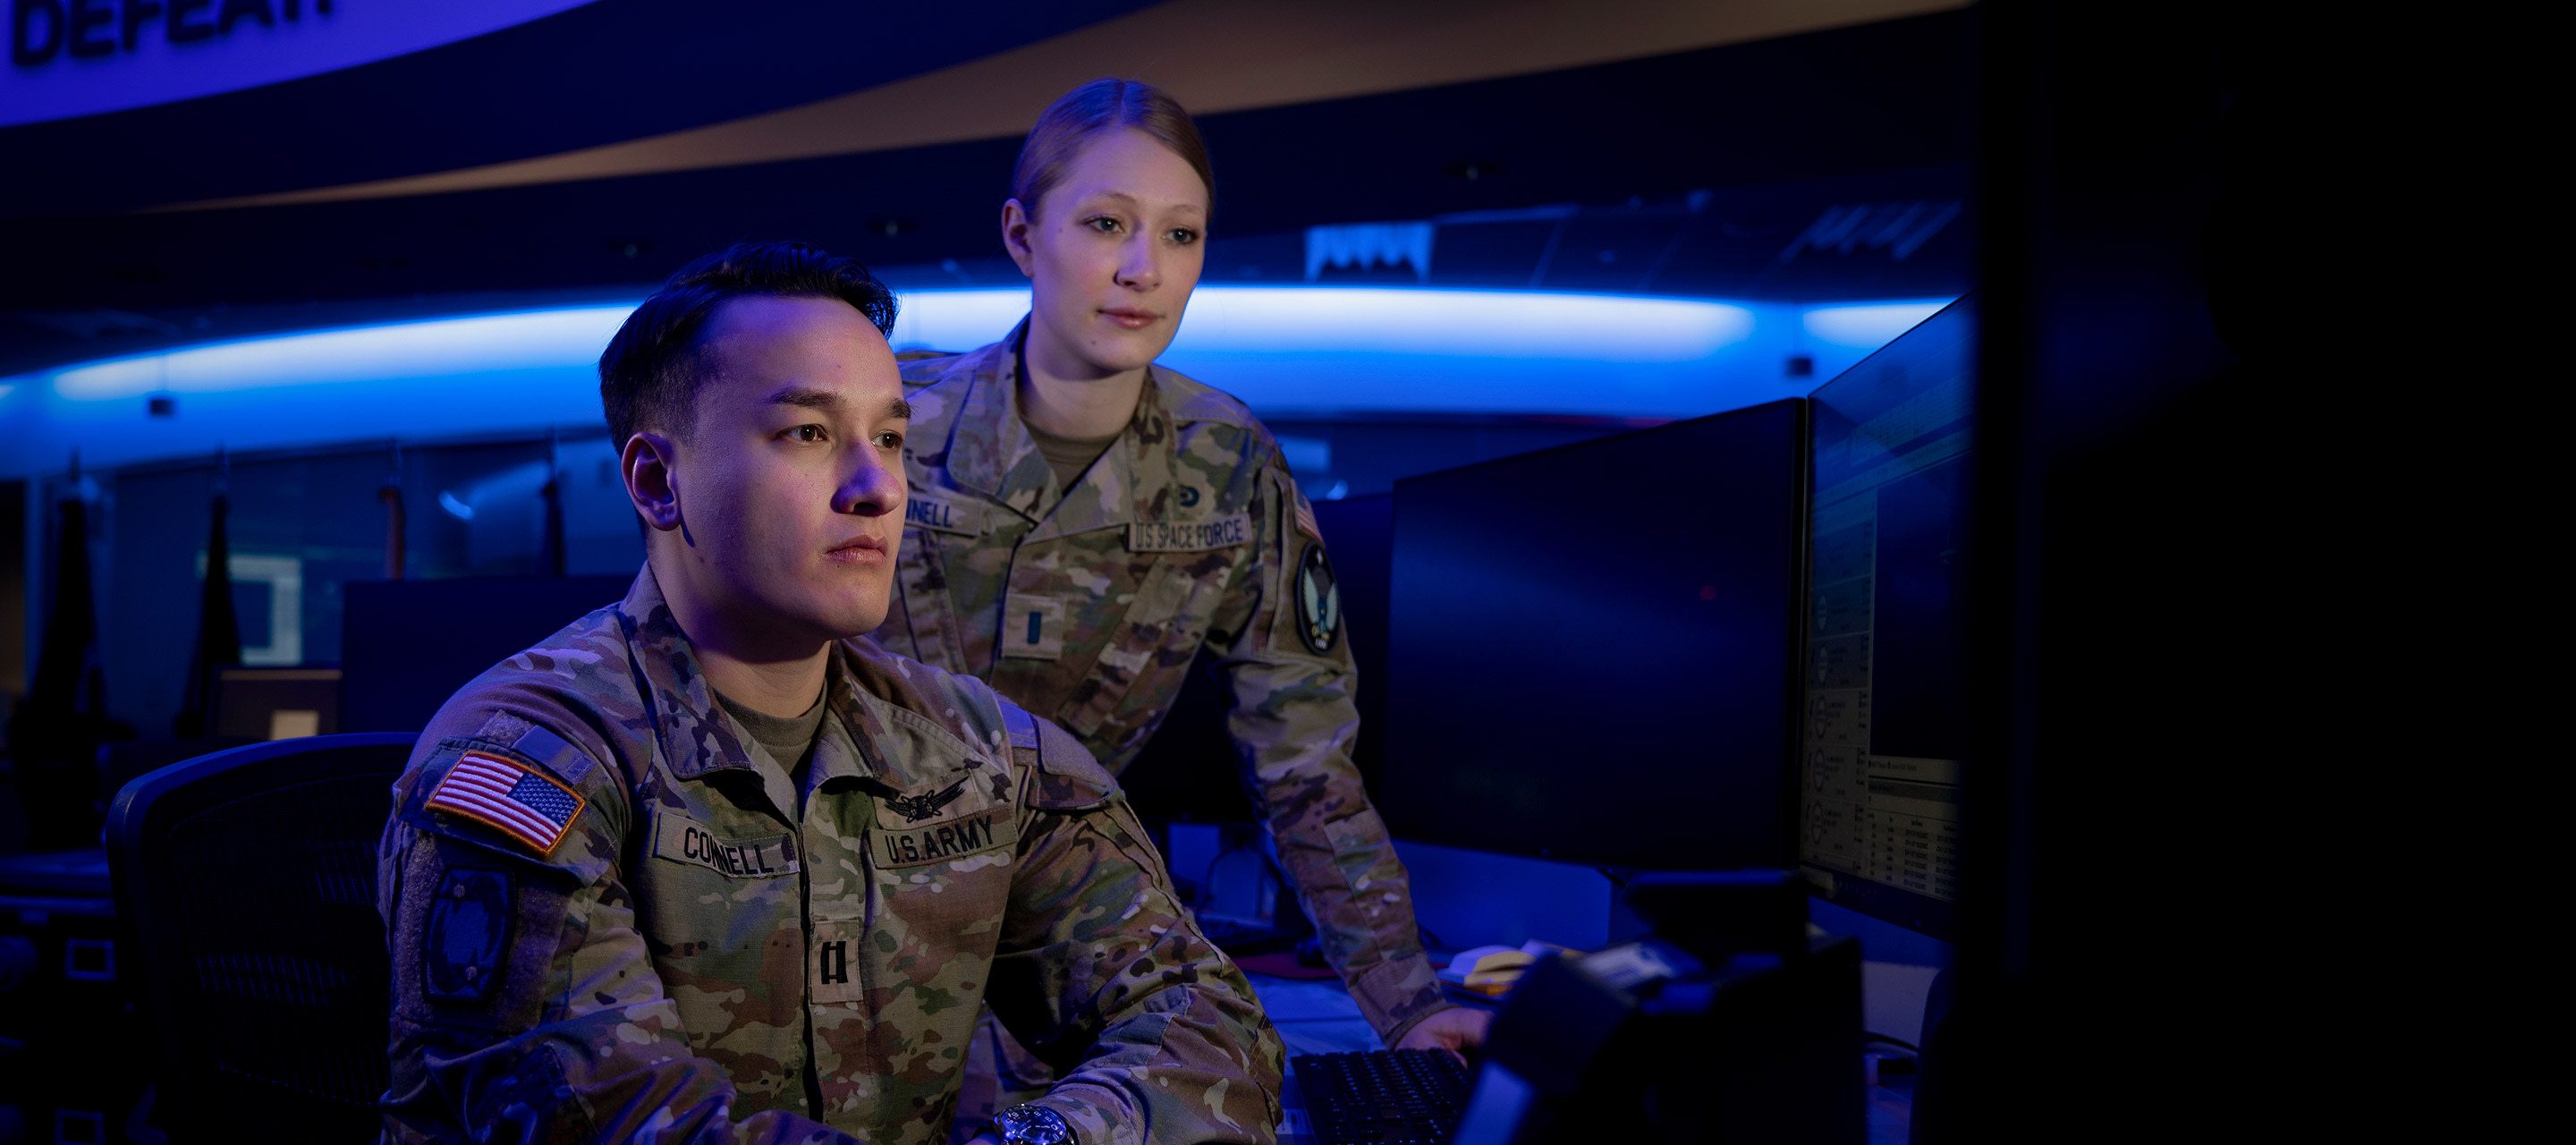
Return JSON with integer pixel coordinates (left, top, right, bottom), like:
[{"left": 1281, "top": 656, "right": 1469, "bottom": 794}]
[{"left": 106, "top": 733, "right": 416, "bottom": 1142}]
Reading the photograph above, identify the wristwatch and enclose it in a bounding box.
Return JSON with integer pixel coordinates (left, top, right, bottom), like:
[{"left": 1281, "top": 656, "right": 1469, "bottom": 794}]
[{"left": 993, "top": 1104, "right": 1074, "bottom": 1145}]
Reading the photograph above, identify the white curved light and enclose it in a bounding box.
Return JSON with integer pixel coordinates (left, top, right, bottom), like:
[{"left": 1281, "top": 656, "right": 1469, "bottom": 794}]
[
  {"left": 4, "top": 287, "right": 1953, "bottom": 476},
  {"left": 49, "top": 307, "right": 635, "bottom": 401},
  {"left": 1802, "top": 301, "right": 1954, "bottom": 349}
]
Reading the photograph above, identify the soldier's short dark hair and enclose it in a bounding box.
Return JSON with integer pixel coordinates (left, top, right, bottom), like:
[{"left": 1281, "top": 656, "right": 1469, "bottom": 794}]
[{"left": 598, "top": 241, "right": 899, "bottom": 445}]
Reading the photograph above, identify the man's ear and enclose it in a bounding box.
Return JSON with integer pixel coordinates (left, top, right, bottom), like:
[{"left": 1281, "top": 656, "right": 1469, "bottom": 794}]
[
  {"left": 1001, "top": 199, "right": 1038, "bottom": 277},
  {"left": 622, "top": 431, "right": 684, "bottom": 534}
]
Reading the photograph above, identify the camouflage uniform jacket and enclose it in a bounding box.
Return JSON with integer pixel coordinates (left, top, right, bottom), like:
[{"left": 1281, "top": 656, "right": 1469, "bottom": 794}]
[
  {"left": 377, "top": 565, "right": 1283, "bottom": 1145},
  {"left": 867, "top": 323, "right": 1446, "bottom": 1041}
]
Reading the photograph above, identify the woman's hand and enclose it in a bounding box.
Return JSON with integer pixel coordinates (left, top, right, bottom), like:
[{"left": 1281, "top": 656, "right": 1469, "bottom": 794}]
[{"left": 1393, "top": 1006, "right": 1494, "bottom": 1062}]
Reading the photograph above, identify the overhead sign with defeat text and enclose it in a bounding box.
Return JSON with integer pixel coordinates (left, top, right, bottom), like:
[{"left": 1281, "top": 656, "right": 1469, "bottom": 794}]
[{"left": 4, "top": 0, "right": 597, "bottom": 127}]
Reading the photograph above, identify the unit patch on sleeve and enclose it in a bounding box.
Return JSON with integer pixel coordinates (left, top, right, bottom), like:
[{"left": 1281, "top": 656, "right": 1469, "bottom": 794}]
[
  {"left": 427, "top": 751, "right": 587, "bottom": 855},
  {"left": 424, "top": 868, "right": 513, "bottom": 1004},
  {"left": 1295, "top": 541, "right": 1342, "bottom": 654},
  {"left": 1128, "top": 513, "right": 1251, "bottom": 552}
]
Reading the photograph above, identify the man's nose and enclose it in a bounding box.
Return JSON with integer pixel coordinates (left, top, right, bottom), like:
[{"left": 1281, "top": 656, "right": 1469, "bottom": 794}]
[{"left": 837, "top": 446, "right": 902, "bottom": 515}]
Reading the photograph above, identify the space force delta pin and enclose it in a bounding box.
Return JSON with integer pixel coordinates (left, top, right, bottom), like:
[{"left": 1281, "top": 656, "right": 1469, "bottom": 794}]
[{"left": 1295, "top": 542, "right": 1342, "bottom": 654}]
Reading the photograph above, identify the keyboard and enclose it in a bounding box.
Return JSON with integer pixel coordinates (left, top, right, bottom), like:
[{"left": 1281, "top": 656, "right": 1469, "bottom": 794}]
[{"left": 1292, "top": 1049, "right": 1473, "bottom": 1145}]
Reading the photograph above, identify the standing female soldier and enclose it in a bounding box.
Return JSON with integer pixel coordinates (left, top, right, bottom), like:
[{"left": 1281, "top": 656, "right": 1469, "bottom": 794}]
[{"left": 869, "top": 79, "right": 1487, "bottom": 1079}]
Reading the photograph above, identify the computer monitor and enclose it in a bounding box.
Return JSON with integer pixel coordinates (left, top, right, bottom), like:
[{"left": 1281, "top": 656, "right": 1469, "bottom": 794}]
[
  {"left": 340, "top": 576, "right": 632, "bottom": 733},
  {"left": 1796, "top": 295, "right": 1974, "bottom": 939},
  {"left": 1375, "top": 401, "right": 1807, "bottom": 870}
]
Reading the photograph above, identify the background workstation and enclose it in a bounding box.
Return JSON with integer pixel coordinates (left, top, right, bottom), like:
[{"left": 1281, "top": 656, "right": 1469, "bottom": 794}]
[{"left": 0, "top": 2, "right": 2397, "bottom": 1142}]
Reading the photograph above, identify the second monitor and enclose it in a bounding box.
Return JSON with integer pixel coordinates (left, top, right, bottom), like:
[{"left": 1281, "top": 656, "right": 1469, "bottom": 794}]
[{"left": 1377, "top": 399, "right": 1808, "bottom": 871}]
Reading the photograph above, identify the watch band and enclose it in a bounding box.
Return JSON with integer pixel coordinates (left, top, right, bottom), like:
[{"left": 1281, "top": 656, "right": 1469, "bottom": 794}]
[{"left": 994, "top": 1103, "right": 1074, "bottom": 1145}]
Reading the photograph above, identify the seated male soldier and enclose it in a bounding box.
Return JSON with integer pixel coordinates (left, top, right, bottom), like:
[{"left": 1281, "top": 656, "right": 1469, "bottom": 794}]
[{"left": 377, "top": 242, "right": 1284, "bottom": 1145}]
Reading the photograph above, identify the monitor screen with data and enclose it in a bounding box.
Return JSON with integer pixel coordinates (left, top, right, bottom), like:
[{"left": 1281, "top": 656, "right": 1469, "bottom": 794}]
[{"left": 1798, "top": 296, "right": 1975, "bottom": 939}]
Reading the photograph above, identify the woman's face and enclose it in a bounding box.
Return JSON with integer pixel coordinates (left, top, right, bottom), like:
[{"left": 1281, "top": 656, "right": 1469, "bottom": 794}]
[{"left": 1006, "top": 128, "right": 1209, "bottom": 377}]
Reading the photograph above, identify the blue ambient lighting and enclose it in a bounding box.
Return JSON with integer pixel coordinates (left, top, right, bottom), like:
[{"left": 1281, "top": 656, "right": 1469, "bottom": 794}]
[
  {"left": 48, "top": 307, "right": 634, "bottom": 401},
  {"left": 3, "top": 287, "right": 1955, "bottom": 477},
  {"left": 1801, "top": 301, "right": 1954, "bottom": 349}
]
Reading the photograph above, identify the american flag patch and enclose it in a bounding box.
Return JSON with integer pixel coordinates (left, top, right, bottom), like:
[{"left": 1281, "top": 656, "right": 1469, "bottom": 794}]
[
  {"left": 1292, "top": 496, "right": 1322, "bottom": 543},
  {"left": 427, "top": 751, "right": 586, "bottom": 855}
]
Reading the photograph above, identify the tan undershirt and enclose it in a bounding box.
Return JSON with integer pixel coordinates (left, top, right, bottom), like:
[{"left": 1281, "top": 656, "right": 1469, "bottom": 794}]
[
  {"left": 713, "top": 684, "right": 827, "bottom": 787},
  {"left": 1022, "top": 416, "right": 1122, "bottom": 492}
]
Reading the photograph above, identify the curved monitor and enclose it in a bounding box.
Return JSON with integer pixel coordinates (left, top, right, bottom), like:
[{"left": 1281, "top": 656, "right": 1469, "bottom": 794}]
[{"left": 1377, "top": 400, "right": 1807, "bottom": 870}]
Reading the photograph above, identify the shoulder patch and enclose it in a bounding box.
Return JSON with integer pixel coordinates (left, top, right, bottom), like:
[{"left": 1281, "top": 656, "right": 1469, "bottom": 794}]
[
  {"left": 423, "top": 868, "right": 513, "bottom": 1004},
  {"left": 508, "top": 723, "right": 598, "bottom": 786},
  {"left": 1000, "top": 700, "right": 1040, "bottom": 752},
  {"left": 1294, "top": 541, "right": 1343, "bottom": 655},
  {"left": 1025, "top": 712, "right": 1119, "bottom": 810},
  {"left": 426, "top": 751, "right": 588, "bottom": 856}
]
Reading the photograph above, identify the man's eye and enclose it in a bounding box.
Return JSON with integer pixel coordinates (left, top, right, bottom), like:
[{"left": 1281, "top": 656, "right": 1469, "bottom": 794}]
[
  {"left": 873, "top": 430, "right": 904, "bottom": 449},
  {"left": 786, "top": 424, "right": 828, "bottom": 443}
]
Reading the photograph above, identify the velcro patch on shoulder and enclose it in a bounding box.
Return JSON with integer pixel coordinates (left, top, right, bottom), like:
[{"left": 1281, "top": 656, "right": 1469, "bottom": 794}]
[
  {"left": 1127, "top": 513, "right": 1251, "bottom": 552},
  {"left": 1027, "top": 715, "right": 1119, "bottom": 810},
  {"left": 426, "top": 751, "right": 587, "bottom": 856},
  {"left": 509, "top": 724, "right": 598, "bottom": 786},
  {"left": 424, "top": 868, "right": 513, "bottom": 1004},
  {"left": 1000, "top": 701, "right": 1040, "bottom": 752},
  {"left": 904, "top": 492, "right": 988, "bottom": 536}
]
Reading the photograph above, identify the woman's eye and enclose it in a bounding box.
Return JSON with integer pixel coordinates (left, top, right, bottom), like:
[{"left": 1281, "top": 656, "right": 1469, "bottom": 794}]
[
  {"left": 1088, "top": 216, "right": 1123, "bottom": 234},
  {"left": 1166, "top": 228, "right": 1199, "bottom": 245}
]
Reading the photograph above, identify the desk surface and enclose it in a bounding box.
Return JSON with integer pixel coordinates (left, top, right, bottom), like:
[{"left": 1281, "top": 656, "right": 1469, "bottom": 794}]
[{"left": 1241, "top": 971, "right": 1914, "bottom": 1145}]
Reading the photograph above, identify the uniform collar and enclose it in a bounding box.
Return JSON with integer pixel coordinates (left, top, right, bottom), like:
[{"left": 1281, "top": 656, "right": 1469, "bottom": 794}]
[
  {"left": 941, "top": 316, "right": 1183, "bottom": 541},
  {"left": 614, "top": 564, "right": 888, "bottom": 801}
]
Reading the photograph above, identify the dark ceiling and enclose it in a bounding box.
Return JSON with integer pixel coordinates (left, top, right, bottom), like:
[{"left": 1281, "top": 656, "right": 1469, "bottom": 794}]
[{"left": 0, "top": 6, "right": 1971, "bottom": 375}]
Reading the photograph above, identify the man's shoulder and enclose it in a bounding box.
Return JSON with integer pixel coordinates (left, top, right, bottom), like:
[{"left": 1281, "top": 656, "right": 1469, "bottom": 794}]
[{"left": 408, "top": 605, "right": 639, "bottom": 794}]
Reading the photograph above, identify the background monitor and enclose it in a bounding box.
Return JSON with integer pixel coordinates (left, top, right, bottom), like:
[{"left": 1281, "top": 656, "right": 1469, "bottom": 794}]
[
  {"left": 340, "top": 576, "right": 632, "bottom": 734},
  {"left": 1796, "top": 295, "right": 1974, "bottom": 939},
  {"left": 1376, "top": 400, "right": 1808, "bottom": 870}
]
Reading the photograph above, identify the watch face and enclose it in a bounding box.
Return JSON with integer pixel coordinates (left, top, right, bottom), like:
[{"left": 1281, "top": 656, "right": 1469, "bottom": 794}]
[{"left": 999, "top": 1106, "right": 1072, "bottom": 1145}]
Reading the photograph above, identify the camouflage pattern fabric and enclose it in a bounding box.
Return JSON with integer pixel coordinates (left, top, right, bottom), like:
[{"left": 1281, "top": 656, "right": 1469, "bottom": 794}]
[
  {"left": 868, "top": 321, "right": 1449, "bottom": 1043},
  {"left": 377, "top": 564, "right": 1283, "bottom": 1145}
]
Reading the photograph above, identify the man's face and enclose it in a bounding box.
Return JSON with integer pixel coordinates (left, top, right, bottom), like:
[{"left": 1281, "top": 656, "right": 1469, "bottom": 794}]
[{"left": 654, "top": 293, "right": 910, "bottom": 648}]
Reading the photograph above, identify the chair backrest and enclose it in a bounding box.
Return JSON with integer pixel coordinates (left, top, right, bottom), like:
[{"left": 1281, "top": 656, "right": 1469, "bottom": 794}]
[{"left": 106, "top": 733, "right": 417, "bottom": 1143}]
